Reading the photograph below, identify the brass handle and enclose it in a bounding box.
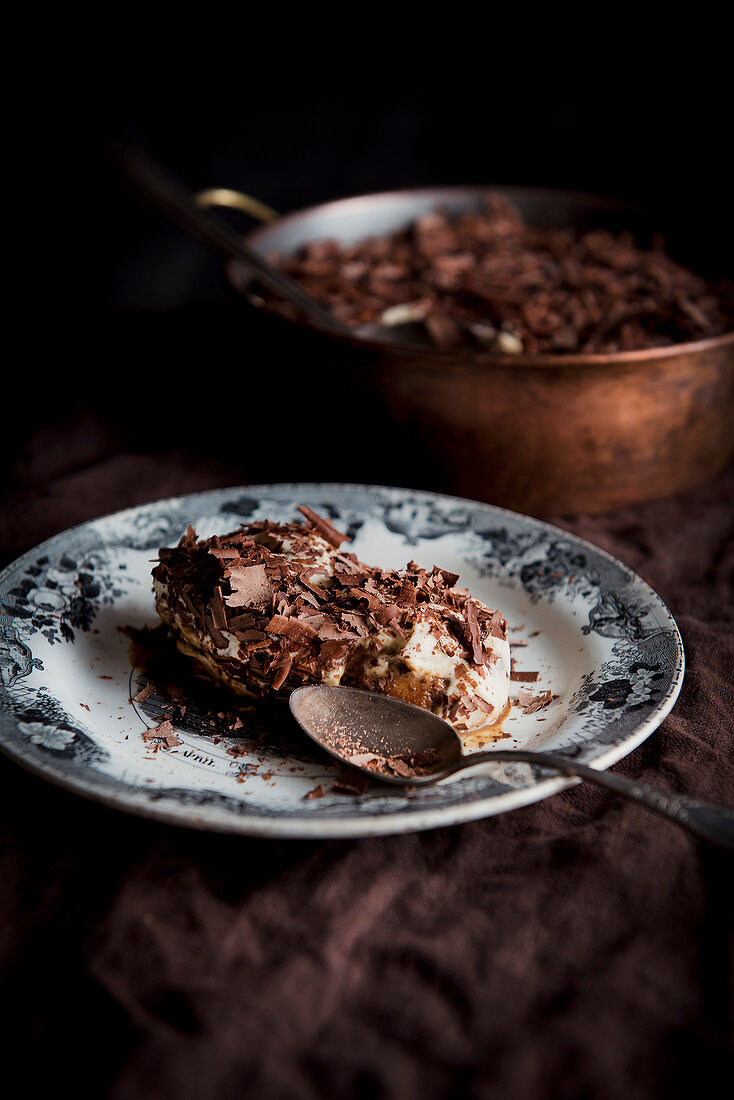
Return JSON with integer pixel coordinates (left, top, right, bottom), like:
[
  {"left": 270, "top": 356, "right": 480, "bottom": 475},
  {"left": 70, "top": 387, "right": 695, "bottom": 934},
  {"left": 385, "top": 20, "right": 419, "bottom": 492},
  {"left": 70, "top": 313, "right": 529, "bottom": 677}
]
[{"left": 195, "top": 188, "right": 279, "bottom": 224}]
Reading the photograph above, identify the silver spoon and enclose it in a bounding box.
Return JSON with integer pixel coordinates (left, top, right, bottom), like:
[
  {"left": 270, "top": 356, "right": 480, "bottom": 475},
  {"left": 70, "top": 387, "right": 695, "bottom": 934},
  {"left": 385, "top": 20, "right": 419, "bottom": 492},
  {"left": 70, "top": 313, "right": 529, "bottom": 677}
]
[{"left": 290, "top": 685, "right": 734, "bottom": 851}]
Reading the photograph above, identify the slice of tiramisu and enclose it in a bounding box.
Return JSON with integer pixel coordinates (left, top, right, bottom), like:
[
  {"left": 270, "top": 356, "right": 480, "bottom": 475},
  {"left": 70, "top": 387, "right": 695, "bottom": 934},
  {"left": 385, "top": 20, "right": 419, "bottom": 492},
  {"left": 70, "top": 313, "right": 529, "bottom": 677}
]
[{"left": 152, "top": 506, "right": 510, "bottom": 736}]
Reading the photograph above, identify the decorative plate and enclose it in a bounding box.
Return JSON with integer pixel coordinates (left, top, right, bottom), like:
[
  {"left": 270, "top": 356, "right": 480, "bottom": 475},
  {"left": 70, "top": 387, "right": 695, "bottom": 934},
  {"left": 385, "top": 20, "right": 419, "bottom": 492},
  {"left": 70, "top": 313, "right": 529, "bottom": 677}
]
[{"left": 0, "top": 484, "right": 684, "bottom": 838}]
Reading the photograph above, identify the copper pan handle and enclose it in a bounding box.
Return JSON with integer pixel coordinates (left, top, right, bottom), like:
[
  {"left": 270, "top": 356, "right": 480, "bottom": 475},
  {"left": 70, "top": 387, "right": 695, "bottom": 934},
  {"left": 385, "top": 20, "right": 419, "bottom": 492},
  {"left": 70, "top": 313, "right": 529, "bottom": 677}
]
[{"left": 195, "top": 188, "right": 279, "bottom": 225}]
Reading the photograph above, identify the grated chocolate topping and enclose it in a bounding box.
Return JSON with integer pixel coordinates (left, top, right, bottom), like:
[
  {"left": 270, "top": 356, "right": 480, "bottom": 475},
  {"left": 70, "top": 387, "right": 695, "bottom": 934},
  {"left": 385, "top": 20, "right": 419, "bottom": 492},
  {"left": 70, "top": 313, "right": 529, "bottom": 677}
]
[{"left": 152, "top": 507, "right": 510, "bottom": 723}]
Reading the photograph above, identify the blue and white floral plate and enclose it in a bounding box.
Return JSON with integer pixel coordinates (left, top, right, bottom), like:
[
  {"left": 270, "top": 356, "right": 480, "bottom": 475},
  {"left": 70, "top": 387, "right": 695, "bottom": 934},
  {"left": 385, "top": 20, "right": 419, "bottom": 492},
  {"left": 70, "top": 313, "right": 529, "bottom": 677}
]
[{"left": 0, "top": 484, "right": 684, "bottom": 838}]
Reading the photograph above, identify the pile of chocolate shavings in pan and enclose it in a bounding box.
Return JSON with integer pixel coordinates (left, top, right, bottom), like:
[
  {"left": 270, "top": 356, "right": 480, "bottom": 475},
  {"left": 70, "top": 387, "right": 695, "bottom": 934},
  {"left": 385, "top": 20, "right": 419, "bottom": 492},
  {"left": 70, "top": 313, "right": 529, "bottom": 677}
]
[{"left": 273, "top": 194, "right": 733, "bottom": 353}]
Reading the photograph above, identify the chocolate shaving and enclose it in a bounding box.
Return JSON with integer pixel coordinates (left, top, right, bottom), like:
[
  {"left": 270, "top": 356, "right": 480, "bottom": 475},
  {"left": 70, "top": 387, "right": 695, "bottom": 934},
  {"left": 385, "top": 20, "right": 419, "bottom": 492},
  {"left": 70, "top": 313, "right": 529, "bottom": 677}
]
[
  {"left": 471, "top": 697, "right": 496, "bottom": 716},
  {"left": 319, "top": 639, "right": 351, "bottom": 665},
  {"left": 383, "top": 748, "right": 440, "bottom": 778},
  {"left": 236, "top": 629, "right": 267, "bottom": 643},
  {"left": 317, "top": 621, "right": 351, "bottom": 641},
  {"left": 271, "top": 654, "right": 293, "bottom": 691},
  {"left": 296, "top": 569, "right": 329, "bottom": 601},
  {"left": 350, "top": 588, "right": 384, "bottom": 612},
  {"left": 265, "top": 614, "right": 318, "bottom": 642},
  {"left": 341, "top": 612, "right": 370, "bottom": 636},
  {"left": 224, "top": 563, "right": 273, "bottom": 609},
  {"left": 399, "top": 579, "right": 417, "bottom": 605},
  {"left": 228, "top": 613, "right": 257, "bottom": 631},
  {"left": 142, "top": 719, "right": 182, "bottom": 748},
  {"left": 297, "top": 505, "right": 350, "bottom": 548},
  {"left": 205, "top": 612, "right": 229, "bottom": 651},
  {"left": 383, "top": 756, "right": 413, "bottom": 778},
  {"left": 518, "top": 689, "right": 554, "bottom": 714},
  {"left": 464, "top": 599, "right": 484, "bottom": 666},
  {"left": 375, "top": 604, "right": 401, "bottom": 626},
  {"left": 210, "top": 587, "right": 228, "bottom": 631},
  {"left": 487, "top": 610, "right": 507, "bottom": 640}
]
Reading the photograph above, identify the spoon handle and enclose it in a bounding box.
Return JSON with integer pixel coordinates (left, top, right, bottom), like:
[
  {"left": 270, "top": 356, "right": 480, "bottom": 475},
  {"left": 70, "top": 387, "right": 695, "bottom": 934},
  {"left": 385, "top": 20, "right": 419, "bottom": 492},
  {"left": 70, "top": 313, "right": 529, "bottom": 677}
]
[{"left": 459, "top": 750, "right": 734, "bottom": 851}]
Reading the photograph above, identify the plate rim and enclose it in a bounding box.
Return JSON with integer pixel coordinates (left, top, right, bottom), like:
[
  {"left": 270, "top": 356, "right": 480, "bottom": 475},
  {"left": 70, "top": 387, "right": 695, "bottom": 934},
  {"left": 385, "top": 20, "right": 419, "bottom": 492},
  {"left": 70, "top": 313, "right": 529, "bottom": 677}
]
[{"left": 0, "top": 481, "right": 686, "bottom": 838}]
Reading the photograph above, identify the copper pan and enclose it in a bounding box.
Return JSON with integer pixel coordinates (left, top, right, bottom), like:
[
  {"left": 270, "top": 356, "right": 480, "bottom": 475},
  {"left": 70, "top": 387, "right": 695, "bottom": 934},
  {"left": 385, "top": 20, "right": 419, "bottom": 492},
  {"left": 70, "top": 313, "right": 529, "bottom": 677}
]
[{"left": 198, "top": 185, "right": 734, "bottom": 516}]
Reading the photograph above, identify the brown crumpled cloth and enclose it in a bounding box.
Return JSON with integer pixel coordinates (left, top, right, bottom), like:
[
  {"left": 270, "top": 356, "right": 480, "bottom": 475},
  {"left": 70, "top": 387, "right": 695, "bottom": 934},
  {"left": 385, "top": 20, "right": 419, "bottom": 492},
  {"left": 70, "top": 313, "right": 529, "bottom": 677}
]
[{"left": 1, "top": 410, "right": 732, "bottom": 1099}]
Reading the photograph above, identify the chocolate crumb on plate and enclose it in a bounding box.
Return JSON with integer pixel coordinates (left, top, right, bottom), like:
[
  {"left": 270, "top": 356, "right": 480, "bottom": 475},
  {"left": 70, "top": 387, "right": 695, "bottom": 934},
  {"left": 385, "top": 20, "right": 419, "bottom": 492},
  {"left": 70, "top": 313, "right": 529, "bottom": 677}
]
[
  {"left": 142, "top": 719, "right": 182, "bottom": 749},
  {"left": 518, "top": 689, "right": 555, "bottom": 715},
  {"left": 510, "top": 670, "right": 540, "bottom": 682}
]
